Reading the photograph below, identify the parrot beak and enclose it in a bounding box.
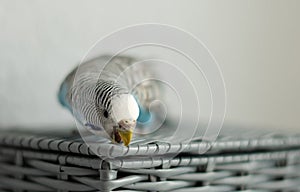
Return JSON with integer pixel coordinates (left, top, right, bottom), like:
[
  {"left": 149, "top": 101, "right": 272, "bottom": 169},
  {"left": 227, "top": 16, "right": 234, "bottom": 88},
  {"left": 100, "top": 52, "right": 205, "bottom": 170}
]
[
  {"left": 117, "top": 119, "right": 136, "bottom": 146},
  {"left": 118, "top": 129, "right": 133, "bottom": 146}
]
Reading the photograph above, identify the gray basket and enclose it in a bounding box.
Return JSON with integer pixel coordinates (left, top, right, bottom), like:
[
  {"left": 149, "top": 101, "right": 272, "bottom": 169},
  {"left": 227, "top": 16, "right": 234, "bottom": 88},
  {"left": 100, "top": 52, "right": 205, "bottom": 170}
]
[{"left": 1, "top": 127, "right": 300, "bottom": 192}]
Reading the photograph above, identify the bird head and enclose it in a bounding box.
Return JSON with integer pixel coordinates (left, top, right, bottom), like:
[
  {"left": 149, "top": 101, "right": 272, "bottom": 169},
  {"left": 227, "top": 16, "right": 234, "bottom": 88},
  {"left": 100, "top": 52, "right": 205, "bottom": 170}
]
[{"left": 108, "top": 94, "right": 139, "bottom": 146}]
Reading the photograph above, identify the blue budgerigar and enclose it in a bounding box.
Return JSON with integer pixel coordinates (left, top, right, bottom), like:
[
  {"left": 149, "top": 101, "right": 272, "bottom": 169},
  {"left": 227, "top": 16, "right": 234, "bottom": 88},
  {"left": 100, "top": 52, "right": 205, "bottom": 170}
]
[{"left": 58, "top": 55, "right": 161, "bottom": 146}]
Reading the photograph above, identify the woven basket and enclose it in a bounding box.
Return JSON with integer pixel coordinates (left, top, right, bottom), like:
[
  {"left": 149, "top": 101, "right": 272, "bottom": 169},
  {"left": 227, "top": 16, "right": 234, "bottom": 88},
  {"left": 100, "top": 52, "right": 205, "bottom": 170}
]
[{"left": 1, "top": 127, "right": 300, "bottom": 192}]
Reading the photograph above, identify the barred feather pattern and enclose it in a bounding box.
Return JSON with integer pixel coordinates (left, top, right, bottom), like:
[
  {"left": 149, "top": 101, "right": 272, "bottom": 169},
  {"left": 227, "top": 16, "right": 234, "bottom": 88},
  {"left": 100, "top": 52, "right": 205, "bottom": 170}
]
[
  {"left": 69, "top": 73, "right": 128, "bottom": 132},
  {"left": 103, "top": 56, "right": 161, "bottom": 109},
  {"left": 59, "top": 55, "right": 161, "bottom": 137}
]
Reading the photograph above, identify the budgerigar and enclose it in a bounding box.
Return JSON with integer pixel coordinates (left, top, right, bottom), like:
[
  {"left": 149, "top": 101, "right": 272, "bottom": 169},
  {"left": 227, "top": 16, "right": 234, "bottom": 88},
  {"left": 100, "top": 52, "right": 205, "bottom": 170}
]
[{"left": 58, "top": 55, "right": 161, "bottom": 146}]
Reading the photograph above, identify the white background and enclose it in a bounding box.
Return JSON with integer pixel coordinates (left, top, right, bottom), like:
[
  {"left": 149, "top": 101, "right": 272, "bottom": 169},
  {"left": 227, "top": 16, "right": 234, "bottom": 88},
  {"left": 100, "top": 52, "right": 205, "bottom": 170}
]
[{"left": 0, "top": 0, "right": 299, "bottom": 131}]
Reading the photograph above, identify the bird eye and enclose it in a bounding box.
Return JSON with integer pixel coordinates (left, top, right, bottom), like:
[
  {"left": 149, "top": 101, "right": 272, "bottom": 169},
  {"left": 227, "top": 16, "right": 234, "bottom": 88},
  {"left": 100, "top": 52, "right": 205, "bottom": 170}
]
[{"left": 103, "top": 110, "right": 109, "bottom": 118}]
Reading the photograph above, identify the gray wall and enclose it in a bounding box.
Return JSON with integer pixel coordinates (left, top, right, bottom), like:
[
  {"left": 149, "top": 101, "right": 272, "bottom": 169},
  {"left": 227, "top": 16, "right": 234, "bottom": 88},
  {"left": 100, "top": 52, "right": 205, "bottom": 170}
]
[{"left": 1, "top": 0, "right": 299, "bottom": 131}]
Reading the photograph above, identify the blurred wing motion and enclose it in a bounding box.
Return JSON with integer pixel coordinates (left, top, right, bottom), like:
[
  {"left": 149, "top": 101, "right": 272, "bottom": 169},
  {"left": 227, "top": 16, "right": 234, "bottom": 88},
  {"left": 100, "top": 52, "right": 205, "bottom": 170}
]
[{"left": 58, "top": 55, "right": 162, "bottom": 145}]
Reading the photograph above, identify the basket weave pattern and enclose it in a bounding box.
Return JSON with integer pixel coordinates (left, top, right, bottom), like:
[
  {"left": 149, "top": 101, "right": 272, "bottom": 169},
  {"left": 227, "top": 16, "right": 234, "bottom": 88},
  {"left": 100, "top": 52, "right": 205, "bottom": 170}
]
[{"left": 1, "top": 131, "right": 300, "bottom": 192}]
